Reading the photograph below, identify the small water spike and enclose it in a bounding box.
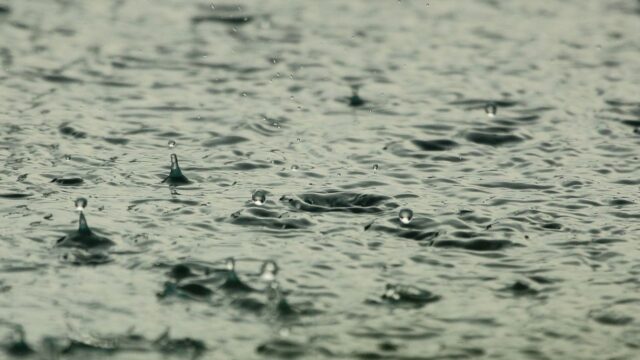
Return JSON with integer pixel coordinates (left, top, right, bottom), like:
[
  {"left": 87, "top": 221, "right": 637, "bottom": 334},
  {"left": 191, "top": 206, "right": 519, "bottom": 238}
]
[
  {"left": 55, "top": 197, "right": 114, "bottom": 249},
  {"left": 262, "top": 261, "right": 298, "bottom": 319},
  {"left": 162, "top": 153, "right": 190, "bottom": 185},
  {"left": 220, "top": 257, "right": 254, "bottom": 292},
  {"left": 348, "top": 85, "right": 365, "bottom": 107}
]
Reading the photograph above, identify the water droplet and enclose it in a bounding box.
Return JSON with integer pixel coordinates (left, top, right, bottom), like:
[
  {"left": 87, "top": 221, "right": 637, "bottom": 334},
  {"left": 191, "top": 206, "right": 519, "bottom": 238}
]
[
  {"left": 64, "top": 155, "right": 71, "bottom": 161},
  {"left": 226, "top": 257, "right": 236, "bottom": 271},
  {"left": 398, "top": 208, "right": 413, "bottom": 224},
  {"left": 168, "top": 140, "right": 176, "bottom": 149},
  {"left": 75, "top": 197, "right": 88, "bottom": 211},
  {"left": 485, "top": 103, "right": 497, "bottom": 117},
  {"left": 290, "top": 165, "right": 299, "bottom": 171},
  {"left": 260, "top": 260, "right": 279, "bottom": 282},
  {"left": 373, "top": 164, "right": 379, "bottom": 171},
  {"left": 252, "top": 190, "right": 267, "bottom": 205}
]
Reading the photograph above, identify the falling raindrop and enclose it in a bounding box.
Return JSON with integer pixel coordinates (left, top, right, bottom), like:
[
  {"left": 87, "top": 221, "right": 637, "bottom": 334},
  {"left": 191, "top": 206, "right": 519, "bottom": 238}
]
[
  {"left": 260, "top": 260, "right": 279, "bottom": 282},
  {"left": 226, "top": 257, "right": 236, "bottom": 271},
  {"left": 398, "top": 208, "right": 413, "bottom": 224},
  {"left": 252, "top": 190, "right": 267, "bottom": 205},
  {"left": 485, "top": 103, "right": 497, "bottom": 117},
  {"left": 74, "top": 197, "right": 88, "bottom": 211}
]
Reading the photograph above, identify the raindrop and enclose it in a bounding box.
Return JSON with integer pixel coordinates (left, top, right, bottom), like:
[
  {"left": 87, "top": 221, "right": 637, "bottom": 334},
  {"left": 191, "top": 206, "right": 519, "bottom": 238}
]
[
  {"left": 398, "top": 208, "right": 413, "bottom": 224},
  {"left": 75, "top": 197, "right": 88, "bottom": 211},
  {"left": 168, "top": 140, "right": 176, "bottom": 149},
  {"left": 260, "top": 260, "right": 279, "bottom": 282},
  {"left": 485, "top": 103, "right": 497, "bottom": 117},
  {"left": 252, "top": 190, "right": 267, "bottom": 205},
  {"left": 226, "top": 257, "right": 236, "bottom": 271}
]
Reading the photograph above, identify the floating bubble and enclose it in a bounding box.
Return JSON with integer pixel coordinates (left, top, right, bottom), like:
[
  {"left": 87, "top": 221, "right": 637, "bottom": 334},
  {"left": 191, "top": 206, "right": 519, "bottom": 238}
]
[
  {"left": 168, "top": 140, "right": 176, "bottom": 149},
  {"left": 485, "top": 103, "right": 497, "bottom": 117},
  {"left": 74, "top": 197, "right": 88, "bottom": 211},
  {"left": 398, "top": 208, "right": 413, "bottom": 224},
  {"left": 252, "top": 190, "right": 267, "bottom": 205}
]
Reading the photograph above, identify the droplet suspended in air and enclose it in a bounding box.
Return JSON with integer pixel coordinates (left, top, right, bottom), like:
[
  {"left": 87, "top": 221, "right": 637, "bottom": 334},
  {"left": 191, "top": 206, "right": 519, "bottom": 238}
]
[
  {"left": 398, "top": 208, "right": 413, "bottom": 224},
  {"left": 485, "top": 103, "right": 497, "bottom": 118},
  {"left": 260, "top": 260, "right": 279, "bottom": 282},
  {"left": 226, "top": 257, "right": 236, "bottom": 271},
  {"left": 252, "top": 190, "right": 267, "bottom": 205},
  {"left": 75, "top": 197, "right": 88, "bottom": 211},
  {"left": 168, "top": 140, "right": 176, "bottom": 149}
]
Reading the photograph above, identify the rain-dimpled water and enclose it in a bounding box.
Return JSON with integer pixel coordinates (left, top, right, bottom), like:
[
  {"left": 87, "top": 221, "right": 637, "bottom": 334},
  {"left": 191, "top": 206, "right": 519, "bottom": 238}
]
[{"left": 1, "top": 1, "right": 640, "bottom": 359}]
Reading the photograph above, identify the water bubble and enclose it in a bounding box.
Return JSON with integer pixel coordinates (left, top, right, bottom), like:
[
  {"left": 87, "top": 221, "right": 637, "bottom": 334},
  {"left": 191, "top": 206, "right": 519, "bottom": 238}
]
[
  {"left": 225, "top": 257, "right": 236, "bottom": 271},
  {"left": 485, "top": 103, "right": 497, "bottom": 117},
  {"left": 252, "top": 190, "right": 267, "bottom": 205},
  {"left": 64, "top": 155, "right": 71, "bottom": 161},
  {"left": 74, "top": 197, "right": 88, "bottom": 211},
  {"left": 168, "top": 140, "right": 176, "bottom": 149},
  {"left": 373, "top": 164, "right": 379, "bottom": 171},
  {"left": 290, "top": 165, "right": 299, "bottom": 171},
  {"left": 398, "top": 208, "right": 413, "bottom": 224},
  {"left": 260, "top": 260, "right": 279, "bottom": 282}
]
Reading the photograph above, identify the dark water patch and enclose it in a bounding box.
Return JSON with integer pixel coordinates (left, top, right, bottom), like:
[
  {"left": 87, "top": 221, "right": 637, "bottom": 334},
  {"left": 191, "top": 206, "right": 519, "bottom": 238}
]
[
  {"left": 42, "top": 74, "right": 82, "bottom": 84},
  {"left": 466, "top": 130, "right": 524, "bottom": 146},
  {"left": 256, "top": 339, "right": 312, "bottom": 359},
  {"left": 433, "top": 239, "right": 519, "bottom": 251},
  {"left": 50, "top": 177, "right": 84, "bottom": 186},
  {"left": 229, "top": 210, "right": 313, "bottom": 230},
  {"left": 202, "top": 135, "right": 248, "bottom": 147},
  {"left": 0, "top": 5, "right": 10, "bottom": 14},
  {"left": 157, "top": 281, "right": 213, "bottom": 301},
  {"left": 0, "top": 193, "right": 31, "bottom": 199},
  {"left": 281, "top": 192, "right": 392, "bottom": 214},
  {"left": 103, "top": 137, "right": 129, "bottom": 145},
  {"left": 449, "top": 98, "right": 519, "bottom": 109},
  {"left": 609, "top": 198, "right": 634, "bottom": 206},
  {"left": 476, "top": 182, "right": 553, "bottom": 190},
  {"left": 589, "top": 310, "right": 633, "bottom": 326},
  {"left": 411, "top": 139, "right": 458, "bottom": 151},
  {"left": 500, "top": 280, "right": 539, "bottom": 296},
  {"left": 541, "top": 222, "right": 562, "bottom": 230},
  {"left": 58, "top": 123, "right": 87, "bottom": 139}
]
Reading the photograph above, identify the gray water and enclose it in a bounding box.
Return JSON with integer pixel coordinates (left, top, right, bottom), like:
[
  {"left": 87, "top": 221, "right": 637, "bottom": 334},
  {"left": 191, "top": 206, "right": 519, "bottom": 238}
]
[{"left": 1, "top": 0, "right": 640, "bottom": 359}]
